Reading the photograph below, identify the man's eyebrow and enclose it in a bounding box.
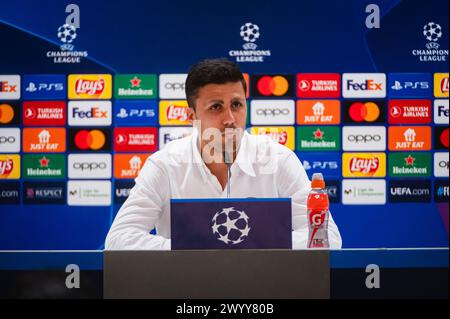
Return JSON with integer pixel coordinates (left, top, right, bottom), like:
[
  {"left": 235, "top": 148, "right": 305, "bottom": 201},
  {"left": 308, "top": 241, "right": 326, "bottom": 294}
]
[{"left": 206, "top": 99, "right": 224, "bottom": 104}]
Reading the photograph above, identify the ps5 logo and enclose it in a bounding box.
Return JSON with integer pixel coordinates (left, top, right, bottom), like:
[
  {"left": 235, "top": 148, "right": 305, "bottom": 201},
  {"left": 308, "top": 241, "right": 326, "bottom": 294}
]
[
  {"left": 391, "top": 81, "right": 429, "bottom": 90},
  {"left": 25, "top": 82, "right": 64, "bottom": 92},
  {"left": 116, "top": 108, "right": 155, "bottom": 118},
  {"left": 303, "top": 161, "right": 338, "bottom": 170}
]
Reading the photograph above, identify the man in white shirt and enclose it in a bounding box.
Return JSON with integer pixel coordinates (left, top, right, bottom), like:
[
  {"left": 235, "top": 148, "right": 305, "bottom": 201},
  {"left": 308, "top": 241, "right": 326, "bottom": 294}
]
[{"left": 105, "top": 58, "right": 342, "bottom": 250}]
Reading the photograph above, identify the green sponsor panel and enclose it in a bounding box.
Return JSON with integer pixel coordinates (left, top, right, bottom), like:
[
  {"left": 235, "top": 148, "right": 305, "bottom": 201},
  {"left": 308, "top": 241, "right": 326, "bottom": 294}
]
[
  {"left": 296, "top": 126, "right": 340, "bottom": 151},
  {"left": 114, "top": 74, "right": 157, "bottom": 99},
  {"left": 22, "top": 154, "right": 66, "bottom": 179},
  {"left": 388, "top": 152, "right": 431, "bottom": 177}
]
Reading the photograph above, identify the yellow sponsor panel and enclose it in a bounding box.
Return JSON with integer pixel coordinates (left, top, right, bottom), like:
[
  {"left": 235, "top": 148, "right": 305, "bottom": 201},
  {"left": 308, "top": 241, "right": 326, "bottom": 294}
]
[
  {"left": 250, "top": 126, "right": 295, "bottom": 150},
  {"left": 68, "top": 74, "right": 112, "bottom": 99},
  {"left": 0, "top": 154, "right": 20, "bottom": 179},
  {"left": 434, "top": 73, "right": 449, "bottom": 97},
  {"left": 159, "top": 100, "right": 190, "bottom": 125},
  {"left": 342, "top": 153, "right": 386, "bottom": 178}
]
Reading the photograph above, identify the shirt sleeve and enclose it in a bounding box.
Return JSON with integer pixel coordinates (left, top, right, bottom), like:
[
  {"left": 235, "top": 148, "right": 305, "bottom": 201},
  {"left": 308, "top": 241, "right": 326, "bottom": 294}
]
[
  {"left": 104, "top": 157, "right": 171, "bottom": 250},
  {"left": 276, "top": 153, "right": 343, "bottom": 249}
]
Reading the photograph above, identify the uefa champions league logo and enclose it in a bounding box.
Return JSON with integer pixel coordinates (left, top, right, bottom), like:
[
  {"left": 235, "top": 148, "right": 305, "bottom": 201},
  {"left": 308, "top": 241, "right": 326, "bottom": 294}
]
[
  {"left": 240, "top": 22, "right": 260, "bottom": 50},
  {"left": 57, "top": 23, "right": 78, "bottom": 50},
  {"left": 211, "top": 207, "right": 251, "bottom": 245},
  {"left": 411, "top": 21, "right": 448, "bottom": 62},
  {"left": 423, "top": 22, "right": 442, "bottom": 49},
  {"left": 228, "top": 22, "right": 271, "bottom": 63}
]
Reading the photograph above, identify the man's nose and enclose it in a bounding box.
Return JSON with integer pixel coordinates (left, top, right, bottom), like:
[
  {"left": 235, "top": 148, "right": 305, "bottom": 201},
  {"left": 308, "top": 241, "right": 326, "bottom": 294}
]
[{"left": 223, "top": 106, "right": 236, "bottom": 127}]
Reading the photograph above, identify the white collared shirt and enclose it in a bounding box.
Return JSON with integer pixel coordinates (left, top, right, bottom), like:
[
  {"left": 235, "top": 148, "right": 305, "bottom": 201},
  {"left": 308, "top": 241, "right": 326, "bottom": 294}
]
[{"left": 105, "top": 130, "right": 342, "bottom": 250}]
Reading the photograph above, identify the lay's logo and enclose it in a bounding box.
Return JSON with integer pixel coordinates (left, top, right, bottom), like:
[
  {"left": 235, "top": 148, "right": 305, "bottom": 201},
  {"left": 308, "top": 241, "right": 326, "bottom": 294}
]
[
  {"left": 159, "top": 101, "right": 190, "bottom": 125},
  {"left": 68, "top": 74, "right": 112, "bottom": 99},
  {"left": 250, "top": 126, "right": 295, "bottom": 150},
  {"left": 0, "top": 154, "right": 20, "bottom": 179},
  {"left": 343, "top": 153, "right": 386, "bottom": 178}
]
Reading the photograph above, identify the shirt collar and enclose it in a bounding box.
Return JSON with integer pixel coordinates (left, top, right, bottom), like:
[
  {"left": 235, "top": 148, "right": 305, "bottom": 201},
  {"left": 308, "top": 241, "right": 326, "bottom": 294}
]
[{"left": 190, "top": 129, "right": 256, "bottom": 182}]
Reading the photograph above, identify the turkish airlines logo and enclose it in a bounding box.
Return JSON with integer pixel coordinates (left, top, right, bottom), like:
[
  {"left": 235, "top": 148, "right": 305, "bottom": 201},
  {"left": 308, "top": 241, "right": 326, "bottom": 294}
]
[
  {"left": 296, "top": 73, "right": 340, "bottom": 98},
  {"left": 388, "top": 100, "right": 431, "bottom": 124},
  {"left": 114, "top": 127, "right": 157, "bottom": 152},
  {"left": 251, "top": 75, "right": 294, "bottom": 98},
  {"left": 23, "top": 101, "right": 66, "bottom": 126}
]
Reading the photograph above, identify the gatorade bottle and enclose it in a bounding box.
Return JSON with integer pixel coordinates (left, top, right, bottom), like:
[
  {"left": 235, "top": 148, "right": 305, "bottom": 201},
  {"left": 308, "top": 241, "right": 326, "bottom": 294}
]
[{"left": 307, "top": 173, "right": 330, "bottom": 248}]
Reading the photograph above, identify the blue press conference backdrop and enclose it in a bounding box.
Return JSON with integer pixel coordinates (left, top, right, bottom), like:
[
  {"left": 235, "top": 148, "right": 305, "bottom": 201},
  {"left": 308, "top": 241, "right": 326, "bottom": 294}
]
[{"left": 0, "top": 0, "right": 448, "bottom": 249}]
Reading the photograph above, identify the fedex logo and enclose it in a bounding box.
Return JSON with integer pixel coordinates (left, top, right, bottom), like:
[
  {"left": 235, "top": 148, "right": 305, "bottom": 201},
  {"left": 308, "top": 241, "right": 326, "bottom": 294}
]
[
  {"left": 0, "top": 75, "right": 20, "bottom": 99},
  {"left": 343, "top": 74, "right": 386, "bottom": 98},
  {"left": 68, "top": 101, "right": 112, "bottom": 126},
  {"left": 346, "top": 79, "right": 383, "bottom": 91}
]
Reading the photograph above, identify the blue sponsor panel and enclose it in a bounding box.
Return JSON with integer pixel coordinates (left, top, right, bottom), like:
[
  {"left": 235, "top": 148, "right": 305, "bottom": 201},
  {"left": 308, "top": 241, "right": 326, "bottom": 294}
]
[
  {"left": 388, "top": 73, "right": 432, "bottom": 98},
  {"left": 388, "top": 180, "right": 432, "bottom": 203},
  {"left": 22, "top": 74, "right": 66, "bottom": 100},
  {"left": 113, "top": 100, "right": 158, "bottom": 126},
  {"left": 296, "top": 152, "right": 341, "bottom": 179},
  {"left": 22, "top": 181, "right": 66, "bottom": 205},
  {"left": 0, "top": 182, "right": 20, "bottom": 204}
]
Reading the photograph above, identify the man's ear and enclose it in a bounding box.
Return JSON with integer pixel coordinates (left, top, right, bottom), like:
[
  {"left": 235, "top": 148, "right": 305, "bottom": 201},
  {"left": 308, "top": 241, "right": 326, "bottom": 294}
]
[{"left": 188, "top": 107, "right": 196, "bottom": 125}]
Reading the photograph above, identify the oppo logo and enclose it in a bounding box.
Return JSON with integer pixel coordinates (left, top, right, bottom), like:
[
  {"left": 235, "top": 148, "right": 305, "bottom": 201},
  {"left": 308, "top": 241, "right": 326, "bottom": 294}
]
[
  {"left": 439, "top": 160, "right": 449, "bottom": 169},
  {"left": 164, "top": 82, "right": 185, "bottom": 90},
  {"left": 256, "top": 108, "right": 290, "bottom": 116},
  {"left": 0, "top": 136, "right": 15, "bottom": 144},
  {"left": 73, "top": 162, "right": 107, "bottom": 171},
  {"left": 347, "top": 134, "right": 382, "bottom": 143}
]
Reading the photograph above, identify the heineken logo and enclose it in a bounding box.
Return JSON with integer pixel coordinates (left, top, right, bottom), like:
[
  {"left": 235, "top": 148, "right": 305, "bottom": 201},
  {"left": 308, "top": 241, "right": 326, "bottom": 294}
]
[
  {"left": 114, "top": 74, "right": 157, "bottom": 99},
  {"left": 389, "top": 153, "right": 431, "bottom": 177},
  {"left": 297, "top": 126, "right": 340, "bottom": 151},
  {"left": 23, "top": 154, "right": 66, "bottom": 179}
]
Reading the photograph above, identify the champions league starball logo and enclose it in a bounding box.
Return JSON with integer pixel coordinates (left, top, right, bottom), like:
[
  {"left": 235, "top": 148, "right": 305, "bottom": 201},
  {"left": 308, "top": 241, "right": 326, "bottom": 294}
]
[
  {"left": 211, "top": 207, "right": 251, "bottom": 245},
  {"left": 423, "top": 22, "right": 442, "bottom": 49},
  {"left": 240, "top": 22, "right": 260, "bottom": 49},
  {"left": 46, "top": 4, "right": 88, "bottom": 63},
  {"left": 412, "top": 21, "right": 448, "bottom": 62},
  {"left": 228, "top": 22, "right": 271, "bottom": 63},
  {"left": 57, "top": 23, "right": 77, "bottom": 50}
]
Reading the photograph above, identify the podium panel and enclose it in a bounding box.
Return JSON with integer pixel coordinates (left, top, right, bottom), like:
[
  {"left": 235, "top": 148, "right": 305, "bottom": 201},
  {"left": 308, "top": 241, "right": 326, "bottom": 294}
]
[{"left": 104, "top": 250, "right": 330, "bottom": 299}]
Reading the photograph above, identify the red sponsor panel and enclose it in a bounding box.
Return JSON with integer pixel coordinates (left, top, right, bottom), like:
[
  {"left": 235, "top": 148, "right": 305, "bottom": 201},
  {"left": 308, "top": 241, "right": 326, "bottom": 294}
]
[
  {"left": 114, "top": 127, "right": 158, "bottom": 152},
  {"left": 22, "top": 101, "right": 66, "bottom": 126},
  {"left": 388, "top": 99, "right": 431, "bottom": 124},
  {"left": 296, "top": 73, "right": 341, "bottom": 98}
]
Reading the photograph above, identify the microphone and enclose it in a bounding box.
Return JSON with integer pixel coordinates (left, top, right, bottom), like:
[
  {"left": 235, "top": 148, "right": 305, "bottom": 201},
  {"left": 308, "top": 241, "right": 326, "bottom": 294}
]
[{"left": 224, "top": 150, "right": 232, "bottom": 198}]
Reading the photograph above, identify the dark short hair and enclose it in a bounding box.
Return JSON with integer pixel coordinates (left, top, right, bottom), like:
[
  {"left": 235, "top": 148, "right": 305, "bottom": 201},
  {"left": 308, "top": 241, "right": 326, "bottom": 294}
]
[{"left": 185, "top": 58, "right": 247, "bottom": 109}]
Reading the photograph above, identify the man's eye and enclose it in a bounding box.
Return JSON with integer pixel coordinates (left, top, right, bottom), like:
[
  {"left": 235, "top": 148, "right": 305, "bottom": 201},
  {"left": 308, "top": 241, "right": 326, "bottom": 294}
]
[
  {"left": 232, "top": 102, "right": 243, "bottom": 108},
  {"left": 210, "top": 104, "right": 221, "bottom": 110}
]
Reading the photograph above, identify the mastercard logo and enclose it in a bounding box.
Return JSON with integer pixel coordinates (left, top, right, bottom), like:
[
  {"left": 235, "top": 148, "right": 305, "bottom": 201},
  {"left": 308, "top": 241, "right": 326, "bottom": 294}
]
[
  {"left": 0, "top": 104, "right": 14, "bottom": 124},
  {"left": 252, "top": 75, "right": 294, "bottom": 97},
  {"left": 74, "top": 129, "right": 106, "bottom": 150},
  {"left": 348, "top": 102, "right": 381, "bottom": 122}
]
